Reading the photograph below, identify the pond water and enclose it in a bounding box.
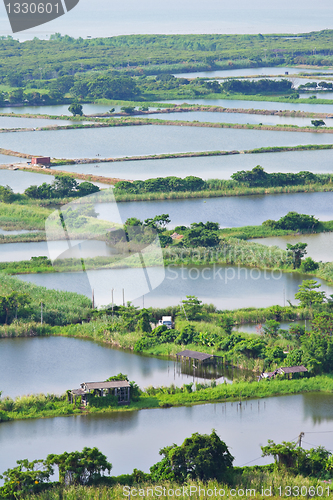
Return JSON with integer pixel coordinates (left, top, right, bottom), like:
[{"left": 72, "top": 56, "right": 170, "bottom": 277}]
[
  {"left": 0, "top": 168, "right": 109, "bottom": 193},
  {"left": 0, "top": 169, "right": 53, "bottom": 193},
  {"left": 101, "top": 191, "right": 333, "bottom": 229},
  {"left": 0, "top": 392, "right": 333, "bottom": 477},
  {"left": 51, "top": 148, "right": 333, "bottom": 181},
  {"left": 0, "top": 154, "right": 25, "bottom": 164},
  {"left": 147, "top": 110, "right": 319, "bottom": 127},
  {"left": 299, "top": 92, "right": 333, "bottom": 100},
  {"left": 0, "top": 103, "right": 126, "bottom": 117},
  {"left": 0, "top": 116, "right": 77, "bottom": 129},
  {"left": 252, "top": 232, "right": 333, "bottom": 263},
  {"left": 15, "top": 264, "right": 333, "bottom": 309},
  {"left": 233, "top": 319, "right": 310, "bottom": 334},
  {"left": 0, "top": 229, "right": 41, "bottom": 235},
  {"left": 0, "top": 336, "right": 230, "bottom": 399},
  {"left": 163, "top": 98, "right": 333, "bottom": 114},
  {"left": 3, "top": 125, "right": 333, "bottom": 159},
  {"left": 173, "top": 67, "right": 333, "bottom": 79},
  {"left": 0, "top": 240, "right": 119, "bottom": 262}
]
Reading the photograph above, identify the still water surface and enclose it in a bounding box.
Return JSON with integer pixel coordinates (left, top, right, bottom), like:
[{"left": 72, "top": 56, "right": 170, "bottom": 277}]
[
  {"left": 164, "top": 98, "right": 333, "bottom": 114},
  {"left": 0, "top": 116, "right": 76, "bottom": 129},
  {"left": 103, "top": 191, "right": 333, "bottom": 228},
  {"left": 51, "top": 148, "right": 333, "bottom": 180},
  {"left": 0, "top": 393, "right": 332, "bottom": 477},
  {"left": 0, "top": 103, "right": 125, "bottom": 117},
  {"left": 3, "top": 125, "right": 333, "bottom": 159},
  {"left": 0, "top": 240, "right": 117, "bottom": 262},
  {"left": 0, "top": 336, "right": 224, "bottom": 398},
  {"left": 16, "top": 265, "right": 333, "bottom": 308},
  {"left": 173, "top": 67, "right": 333, "bottom": 79},
  {"left": 147, "top": 111, "right": 319, "bottom": 127},
  {"left": 252, "top": 233, "right": 333, "bottom": 262},
  {"left": 0, "top": 169, "right": 53, "bottom": 193}
]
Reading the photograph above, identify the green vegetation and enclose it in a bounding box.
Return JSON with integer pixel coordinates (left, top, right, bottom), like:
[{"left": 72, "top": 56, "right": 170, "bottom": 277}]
[
  {"left": 311, "top": 119, "right": 326, "bottom": 127},
  {"left": 2, "top": 430, "right": 332, "bottom": 499},
  {"left": 0, "top": 202, "right": 51, "bottom": 230},
  {"left": 3, "top": 30, "right": 333, "bottom": 105},
  {"left": 222, "top": 78, "right": 295, "bottom": 95},
  {"left": 0, "top": 274, "right": 92, "bottom": 325},
  {"left": 68, "top": 102, "right": 83, "bottom": 116},
  {"left": 24, "top": 175, "right": 100, "bottom": 200},
  {"left": 112, "top": 168, "right": 333, "bottom": 202}
]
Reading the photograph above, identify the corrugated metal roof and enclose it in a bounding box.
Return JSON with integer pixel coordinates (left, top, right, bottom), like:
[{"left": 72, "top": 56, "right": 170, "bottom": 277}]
[
  {"left": 71, "top": 388, "right": 86, "bottom": 395},
  {"left": 81, "top": 381, "right": 130, "bottom": 390},
  {"left": 176, "top": 350, "right": 213, "bottom": 361},
  {"left": 279, "top": 365, "right": 308, "bottom": 374}
]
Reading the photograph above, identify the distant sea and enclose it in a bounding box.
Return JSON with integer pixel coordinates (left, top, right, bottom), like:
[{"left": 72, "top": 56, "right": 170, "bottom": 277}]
[{"left": 0, "top": 0, "right": 333, "bottom": 41}]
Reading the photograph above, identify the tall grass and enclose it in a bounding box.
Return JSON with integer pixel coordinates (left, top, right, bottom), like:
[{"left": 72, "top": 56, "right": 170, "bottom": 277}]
[
  {"left": 25, "top": 472, "right": 327, "bottom": 500},
  {"left": 0, "top": 203, "right": 51, "bottom": 230},
  {"left": 0, "top": 274, "right": 92, "bottom": 326}
]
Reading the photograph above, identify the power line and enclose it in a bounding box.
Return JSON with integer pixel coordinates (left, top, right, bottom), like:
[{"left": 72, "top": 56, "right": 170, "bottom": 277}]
[{"left": 239, "top": 456, "right": 265, "bottom": 467}]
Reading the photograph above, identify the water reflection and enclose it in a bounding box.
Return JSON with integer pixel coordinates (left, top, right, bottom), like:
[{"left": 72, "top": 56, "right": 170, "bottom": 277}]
[
  {"left": 302, "top": 393, "right": 333, "bottom": 424},
  {"left": 4, "top": 125, "right": 333, "bottom": 159},
  {"left": 1, "top": 393, "right": 333, "bottom": 478},
  {"left": 50, "top": 148, "right": 333, "bottom": 181}
]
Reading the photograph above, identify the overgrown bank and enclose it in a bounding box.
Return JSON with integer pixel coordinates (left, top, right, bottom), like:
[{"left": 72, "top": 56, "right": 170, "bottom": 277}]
[{"left": 1, "top": 376, "right": 333, "bottom": 423}]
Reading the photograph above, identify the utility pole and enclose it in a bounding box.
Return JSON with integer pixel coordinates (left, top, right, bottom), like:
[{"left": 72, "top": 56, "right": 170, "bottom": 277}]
[
  {"left": 122, "top": 288, "right": 125, "bottom": 307},
  {"left": 298, "top": 432, "right": 304, "bottom": 447},
  {"left": 142, "top": 295, "right": 144, "bottom": 309},
  {"left": 41, "top": 302, "right": 43, "bottom": 325},
  {"left": 92, "top": 289, "right": 95, "bottom": 309},
  {"left": 181, "top": 301, "right": 188, "bottom": 321},
  {"left": 111, "top": 288, "right": 114, "bottom": 319}
]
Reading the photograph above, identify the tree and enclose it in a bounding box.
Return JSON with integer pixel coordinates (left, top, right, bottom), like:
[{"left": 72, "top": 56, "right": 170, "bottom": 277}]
[
  {"left": 231, "top": 165, "right": 269, "bottom": 187},
  {"left": 299, "top": 257, "right": 319, "bottom": 273},
  {"left": 68, "top": 103, "right": 83, "bottom": 116},
  {"left": 311, "top": 119, "right": 325, "bottom": 127},
  {"left": 150, "top": 430, "right": 234, "bottom": 483},
  {"left": 0, "top": 185, "right": 14, "bottom": 203},
  {"left": 295, "top": 280, "right": 326, "bottom": 307},
  {"left": 311, "top": 312, "right": 333, "bottom": 336},
  {"left": 262, "top": 319, "right": 280, "bottom": 338},
  {"left": 182, "top": 221, "right": 220, "bottom": 248},
  {"left": 46, "top": 447, "right": 112, "bottom": 486},
  {"left": 144, "top": 214, "right": 170, "bottom": 232},
  {"left": 0, "top": 459, "right": 53, "bottom": 498},
  {"left": 77, "top": 182, "right": 100, "bottom": 197},
  {"left": 286, "top": 242, "right": 308, "bottom": 269},
  {"left": 175, "top": 324, "right": 197, "bottom": 345},
  {"left": 121, "top": 106, "right": 135, "bottom": 114},
  {"left": 264, "top": 212, "right": 319, "bottom": 231},
  {"left": 261, "top": 440, "right": 331, "bottom": 476},
  {"left": 0, "top": 292, "right": 30, "bottom": 324},
  {"left": 179, "top": 296, "right": 203, "bottom": 321},
  {"left": 219, "top": 316, "right": 234, "bottom": 335},
  {"left": 53, "top": 175, "right": 79, "bottom": 197}
]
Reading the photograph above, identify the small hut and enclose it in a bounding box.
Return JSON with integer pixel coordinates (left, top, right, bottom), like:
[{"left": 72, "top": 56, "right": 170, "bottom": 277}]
[
  {"left": 80, "top": 381, "right": 130, "bottom": 404},
  {"left": 68, "top": 380, "right": 131, "bottom": 406},
  {"left": 31, "top": 156, "right": 50, "bottom": 165},
  {"left": 176, "top": 350, "right": 215, "bottom": 365},
  {"left": 277, "top": 366, "right": 308, "bottom": 378}
]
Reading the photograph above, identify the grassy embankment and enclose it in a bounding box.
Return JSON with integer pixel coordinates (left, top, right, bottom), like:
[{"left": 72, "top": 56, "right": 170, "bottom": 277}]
[
  {"left": 0, "top": 274, "right": 92, "bottom": 326},
  {"left": 1, "top": 376, "right": 333, "bottom": 423},
  {"left": 1, "top": 232, "right": 333, "bottom": 278},
  {"left": 4, "top": 115, "right": 333, "bottom": 135},
  {"left": 21, "top": 473, "right": 331, "bottom": 500},
  {"left": 2, "top": 142, "right": 333, "bottom": 163}
]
